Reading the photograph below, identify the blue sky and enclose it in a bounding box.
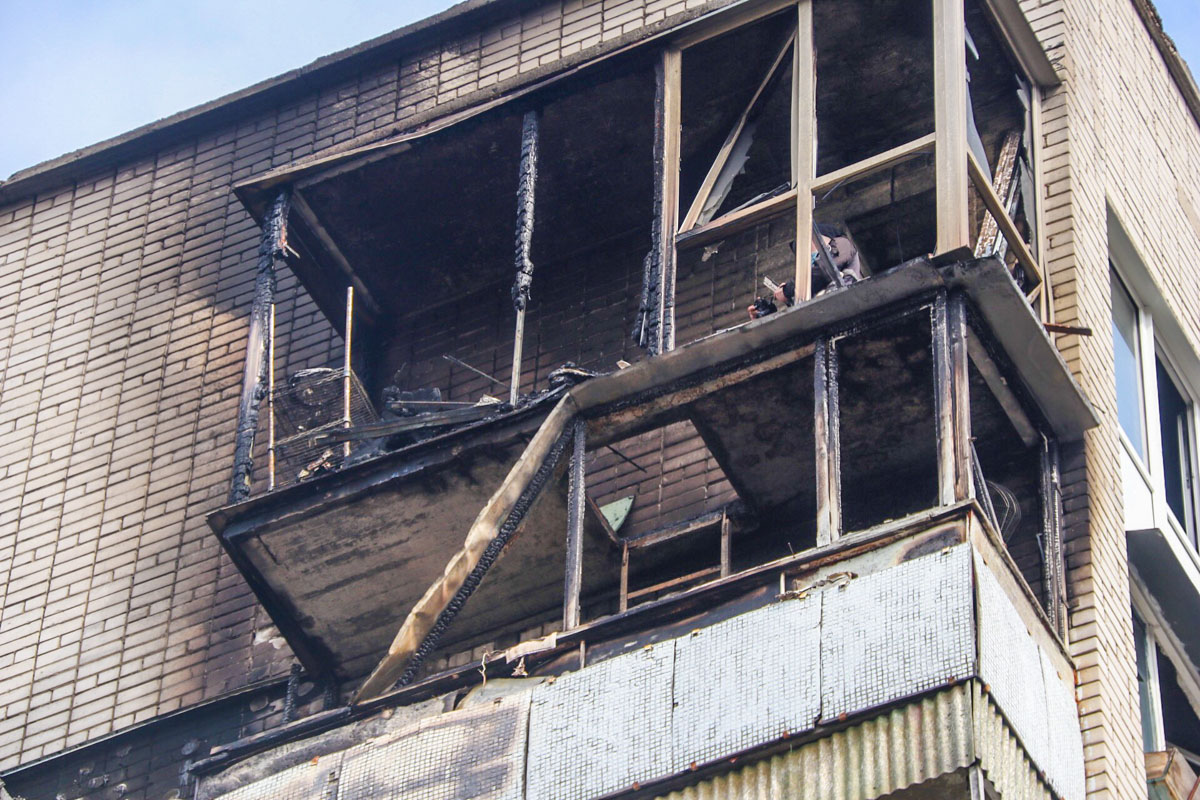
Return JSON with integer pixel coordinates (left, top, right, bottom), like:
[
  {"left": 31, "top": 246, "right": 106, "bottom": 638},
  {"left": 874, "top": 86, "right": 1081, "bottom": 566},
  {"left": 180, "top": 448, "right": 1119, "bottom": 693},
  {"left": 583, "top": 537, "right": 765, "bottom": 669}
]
[{"left": 1, "top": 0, "right": 1197, "bottom": 181}]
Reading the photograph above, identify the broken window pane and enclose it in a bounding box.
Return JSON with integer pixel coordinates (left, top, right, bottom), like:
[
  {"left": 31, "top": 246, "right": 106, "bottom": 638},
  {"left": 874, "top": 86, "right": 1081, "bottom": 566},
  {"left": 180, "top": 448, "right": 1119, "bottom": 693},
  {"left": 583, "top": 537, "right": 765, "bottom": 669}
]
[
  {"left": 814, "top": 0, "right": 934, "bottom": 176},
  {"left": 965, "top": 0, "right": 1038, "bottom": 264},
  {"left": 680, "top": 12, "right": 796, "bottom": 230},
  {"left": 837, "top": 310, "right": 939, "bottom": 532}
]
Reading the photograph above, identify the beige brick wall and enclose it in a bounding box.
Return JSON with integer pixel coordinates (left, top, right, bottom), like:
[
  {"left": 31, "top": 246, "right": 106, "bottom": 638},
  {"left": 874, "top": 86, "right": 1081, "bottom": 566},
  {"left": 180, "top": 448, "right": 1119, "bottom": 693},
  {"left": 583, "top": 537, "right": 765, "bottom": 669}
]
[
  {"left": 2, "top": 0, "right": 1198, "bottom": 787},
  {"left": 1023, "top": 0, "right": 1200, "bottom": 796},
  {"left": 0, "top": 0, "right": 735, "bottom": 773}
]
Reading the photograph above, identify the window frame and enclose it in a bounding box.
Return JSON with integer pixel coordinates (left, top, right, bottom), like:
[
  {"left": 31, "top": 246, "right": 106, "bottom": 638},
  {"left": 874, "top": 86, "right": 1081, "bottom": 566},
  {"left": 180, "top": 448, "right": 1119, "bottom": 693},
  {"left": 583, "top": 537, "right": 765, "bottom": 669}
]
[{"left": 1110, "top": 261, "right": 1200, "bottom": 555}]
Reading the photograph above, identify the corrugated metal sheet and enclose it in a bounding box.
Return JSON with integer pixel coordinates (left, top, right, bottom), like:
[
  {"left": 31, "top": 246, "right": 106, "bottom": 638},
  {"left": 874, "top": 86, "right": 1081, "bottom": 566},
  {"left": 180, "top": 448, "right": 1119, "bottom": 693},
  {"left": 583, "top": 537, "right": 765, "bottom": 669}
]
[
  {"left": 974, "top": 683, "right": 1056, "bottom": 800},
  {"left": 654, "top": 685, "right": 974, "bottom": 800}
]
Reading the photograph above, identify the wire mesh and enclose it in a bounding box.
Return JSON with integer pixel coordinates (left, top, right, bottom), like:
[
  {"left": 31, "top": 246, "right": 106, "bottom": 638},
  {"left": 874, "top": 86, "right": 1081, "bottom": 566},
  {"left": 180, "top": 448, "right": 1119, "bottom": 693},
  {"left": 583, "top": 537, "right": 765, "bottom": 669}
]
[{"left": 271, "top": 367, "right": 377, "bottom": 490}]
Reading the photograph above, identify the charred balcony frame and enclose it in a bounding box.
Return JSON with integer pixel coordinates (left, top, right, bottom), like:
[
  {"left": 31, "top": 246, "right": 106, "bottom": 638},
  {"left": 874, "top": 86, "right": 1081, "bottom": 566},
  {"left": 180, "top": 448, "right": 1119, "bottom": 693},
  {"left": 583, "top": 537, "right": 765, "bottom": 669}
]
[
  {"left": 226, "top": 0, "right": 1060, "bottom": 501},
  {"left": 215, "top": 0, "right": 1076, "bottom": 705},
  {"left": 349, "top": 267, "right": 1087, "bottom": 701}
]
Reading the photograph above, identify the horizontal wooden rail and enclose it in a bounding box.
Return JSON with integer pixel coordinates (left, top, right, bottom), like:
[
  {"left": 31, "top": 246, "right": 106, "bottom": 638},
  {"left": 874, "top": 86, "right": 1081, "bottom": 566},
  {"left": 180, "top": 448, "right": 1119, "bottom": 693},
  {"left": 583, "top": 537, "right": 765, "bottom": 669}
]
[
  {"left": 626, "top": 566, "right": 722, "bottom": 601},
  {"left": 811, "top": 133, "right": 937, "bottom": 195},
  {"left": 676, "top": 188, "right": 797, "bottom": 248}
]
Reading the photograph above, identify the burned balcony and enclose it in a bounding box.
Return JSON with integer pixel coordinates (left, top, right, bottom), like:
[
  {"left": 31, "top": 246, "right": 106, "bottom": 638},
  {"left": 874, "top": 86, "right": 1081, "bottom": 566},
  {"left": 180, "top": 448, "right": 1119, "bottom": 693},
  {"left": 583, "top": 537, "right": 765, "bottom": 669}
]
[
  {"left": 199, "top": 261, "right": 1095, "bottom": 800},
  {"left": 203, "top": 3, "right": 1092, "bottom": 794}
]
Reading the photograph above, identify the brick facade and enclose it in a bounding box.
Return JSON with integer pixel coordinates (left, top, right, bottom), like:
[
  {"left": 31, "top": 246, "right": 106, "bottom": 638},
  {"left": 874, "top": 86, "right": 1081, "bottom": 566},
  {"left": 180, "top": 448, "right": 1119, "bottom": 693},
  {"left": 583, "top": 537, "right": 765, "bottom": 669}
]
[
  {"left": 1, "top": 0, "right": 1197, "bottom": 796},
  {"left": 1021, "top": 0, "right": 1200, "bottom": 795}
]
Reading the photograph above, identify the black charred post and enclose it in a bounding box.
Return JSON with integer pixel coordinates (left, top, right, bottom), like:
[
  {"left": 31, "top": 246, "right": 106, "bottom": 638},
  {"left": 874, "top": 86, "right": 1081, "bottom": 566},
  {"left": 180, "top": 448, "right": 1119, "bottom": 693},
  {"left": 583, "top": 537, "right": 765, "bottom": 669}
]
[
  {"left": 282, "top": 663, "right": 301, "bottom": 723},
  {"left": 510, "top": 110, "right": 540, "bottom": 406},
  {"left": 1040, "top": 436, "right": 1067, "bottom": 636},
  {"left": 948, "top": 292, "right": 974, "bottom": 501},
  {"left": 814, "top": 337, "right": 841, "bottom": 545},
  {"left": 563, "top": 418, "right": 587, "bottom": 630},
  {"left": 635, "top": 59, "right": 669, "bottom": 353},
  {"left": 932, "top": 291, "right": 974, "bottom": 505},
  {"left": 229, "top": 188, "right": 291, "bottom": 505},
  {"left": 512, "top": 110, "right": 540, "bottom": 312}
]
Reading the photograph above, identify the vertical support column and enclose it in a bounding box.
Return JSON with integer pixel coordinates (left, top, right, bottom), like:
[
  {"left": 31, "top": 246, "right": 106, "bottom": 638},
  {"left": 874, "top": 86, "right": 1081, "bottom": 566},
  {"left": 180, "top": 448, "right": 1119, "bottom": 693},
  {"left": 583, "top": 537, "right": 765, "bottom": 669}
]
[
  {"left": 230, "top": 188, "right": 290, "bottom": 505},
  {"left": 1040, "top": 435, "right": 1068, "bottom": 636},
  {"left": 343, "top": 286, "right": 354, "bottom": 460},
  {"left": 1029, "top": 83, "right": 1052, "bottom": 324},
  {"left": 655, "top": 48, "right": 681, "bottom": 353},
  {"left": 933, "top": 292, "right": 973, "bottom": 505},
  {"left": 814, "top": 337, "right": 841, "bottom": 545},
  {"left": 793, "top": 0, "right": 816, "bottom": 302},
  {"left": 512, "top": 110, "right": 540, "bottom": 406},
  {"left": 267, "top": 304, "right": 276, "bottom": 492},
  {"left": 618, "top": 542, "right": 630, "bottom": 613},
  {"left": 719, "top": 510, "right": 732, "bottom": 577},
  {"left": 932, "top": 0, "right": 971, "bottom": 254},
  {"left": 563, "top": 418, "right": 587, "bottom": 630}
]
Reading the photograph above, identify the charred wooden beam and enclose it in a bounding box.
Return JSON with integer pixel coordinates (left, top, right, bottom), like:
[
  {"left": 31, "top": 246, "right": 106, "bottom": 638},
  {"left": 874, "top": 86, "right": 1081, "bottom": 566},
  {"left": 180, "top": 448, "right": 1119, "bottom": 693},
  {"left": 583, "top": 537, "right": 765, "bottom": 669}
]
[
  {"left": 720, "top": 510, "right": 732, "bottom": 578},
  {"left": 657, "top": 49, "right": 681, "bottom": 353},
  {"left": 511, "top": 110, "right": 540, "bottom": 405},
  {"left": 1040, "top": 435, "right": 1067, "bottom": 636},
  {"left": 352, "top": 396, "right": 577, "bottom": 702},
  {"left": 948, "top": 292, "right": 974, "bottom": 501},
  {"left": 230, "top": 188, "right": 291, "bottom": 505},
  {"left": 814, "top": 336, "right": 841, "bottom": 545},
  {"left": 563, "top": 418, "right": 587, "bottom": 630},
  {"left": 932, "top": 291, "right": 973, "bottom": 505}
]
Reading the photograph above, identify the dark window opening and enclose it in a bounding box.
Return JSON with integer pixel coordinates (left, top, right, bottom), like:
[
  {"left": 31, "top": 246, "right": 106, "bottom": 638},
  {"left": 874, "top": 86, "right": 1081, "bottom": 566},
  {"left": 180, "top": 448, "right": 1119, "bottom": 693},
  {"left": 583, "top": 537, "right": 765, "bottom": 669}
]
[
  {"left": 1157, "top": 358, "right": 1196, "bottom": 546},
  {"left": 680, "top": 12, "right": 796, "bottom": 229},
  {"left": 814, "top": 156, "right": 937, "bottom": 275},
  {"left": 814, "top": 0, "right": 934, "bottom": 176},
  {"left": 837, "top": 310, "right": 939, "bottom": 532}
]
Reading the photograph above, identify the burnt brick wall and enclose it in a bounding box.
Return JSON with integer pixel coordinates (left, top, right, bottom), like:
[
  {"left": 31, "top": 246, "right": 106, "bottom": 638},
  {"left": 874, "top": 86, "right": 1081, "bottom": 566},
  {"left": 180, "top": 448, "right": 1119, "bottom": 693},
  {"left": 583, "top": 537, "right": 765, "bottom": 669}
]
[{"left": 0, "top": 0, "right": 746, "bottom": 782}]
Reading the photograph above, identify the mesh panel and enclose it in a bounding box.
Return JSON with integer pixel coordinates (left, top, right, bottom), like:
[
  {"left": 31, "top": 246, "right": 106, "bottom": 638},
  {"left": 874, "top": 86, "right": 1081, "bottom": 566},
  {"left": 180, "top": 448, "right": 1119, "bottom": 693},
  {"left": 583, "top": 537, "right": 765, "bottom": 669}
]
[{"left": 270, "top": 368, "right": 377, "bottom": 489}]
